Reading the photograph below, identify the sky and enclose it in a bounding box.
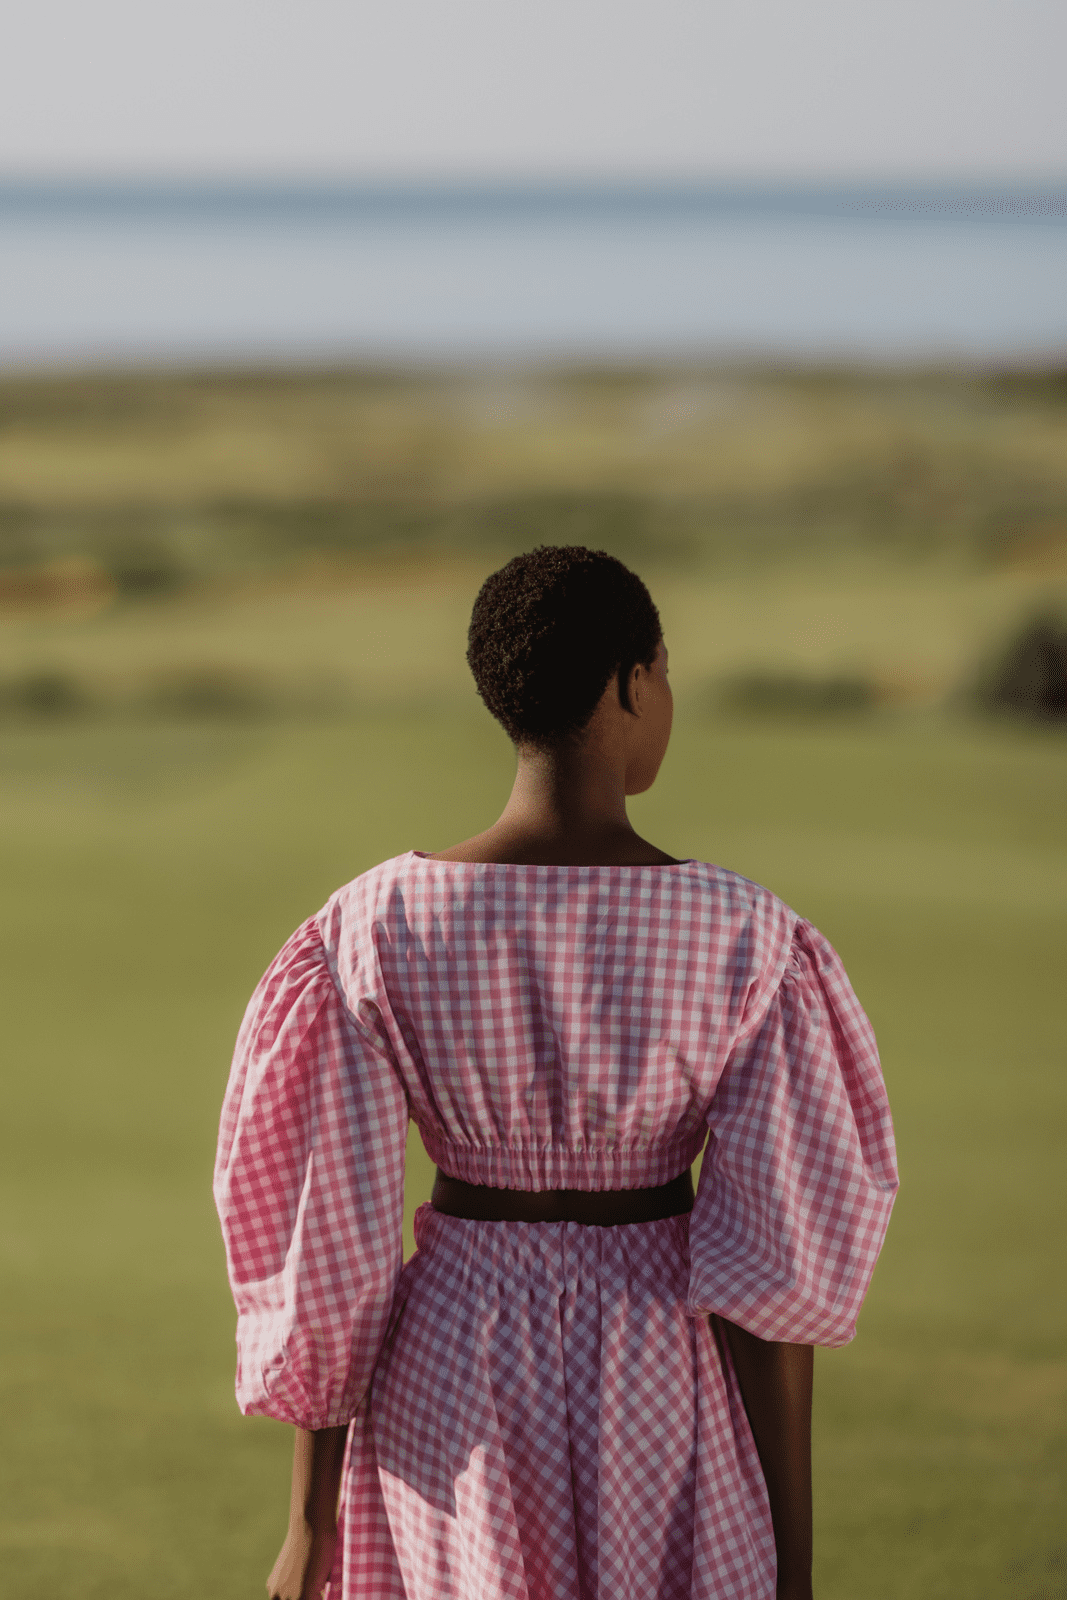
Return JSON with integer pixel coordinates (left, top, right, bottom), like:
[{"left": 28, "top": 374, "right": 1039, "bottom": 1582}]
[{"left": 1, "top": 0, "right": 1065, "bottom": 183}]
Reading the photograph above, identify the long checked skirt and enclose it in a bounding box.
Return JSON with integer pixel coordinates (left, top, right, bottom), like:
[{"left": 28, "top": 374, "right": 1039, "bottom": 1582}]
[{"left": 330, "top": 1205, "right": 776, "bottom": 1600}]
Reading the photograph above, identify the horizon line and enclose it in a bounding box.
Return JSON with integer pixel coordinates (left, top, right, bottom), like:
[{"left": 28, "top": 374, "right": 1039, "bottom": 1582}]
[{"left": 1, "top": 172, "right": 1064, "bottom": 224}]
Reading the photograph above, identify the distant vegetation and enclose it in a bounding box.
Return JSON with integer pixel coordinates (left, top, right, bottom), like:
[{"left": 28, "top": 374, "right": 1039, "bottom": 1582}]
[
  {"left": 2, "top": 364, "right": 1067, "bottom": 578},
  {"left": 1, "top": 364, "right": 1065, "bottom": 722},
  {"left": 977, "top": 613, "right": 1067, "bottom": 721},
  {"left": 718, "top": 671, "right": 878, "bottom": 718}
]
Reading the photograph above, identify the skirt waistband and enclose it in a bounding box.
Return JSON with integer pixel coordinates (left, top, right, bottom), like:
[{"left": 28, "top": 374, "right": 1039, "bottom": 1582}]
[{"left": 430, "top": 1168, "right": 694, "bottom": 1226}]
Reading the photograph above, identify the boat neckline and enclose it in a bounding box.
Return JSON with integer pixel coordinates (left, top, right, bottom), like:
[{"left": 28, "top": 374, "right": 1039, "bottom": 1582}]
[{"left": 409, "top": 850, "right": 697, "bottom": 869}]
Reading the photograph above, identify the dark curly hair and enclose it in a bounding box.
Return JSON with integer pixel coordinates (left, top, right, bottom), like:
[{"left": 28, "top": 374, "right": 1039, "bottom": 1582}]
[{"left": 467, "top": 546, "right": 663, "bottom": 748}]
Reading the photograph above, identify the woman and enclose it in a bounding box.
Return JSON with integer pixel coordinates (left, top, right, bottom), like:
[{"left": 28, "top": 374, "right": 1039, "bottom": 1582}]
[{"left": 214, "top": 545, "right": 897, "bottom": 1600}]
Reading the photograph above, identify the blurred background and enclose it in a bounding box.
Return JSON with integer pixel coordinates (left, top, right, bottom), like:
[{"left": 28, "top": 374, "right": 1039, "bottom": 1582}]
[{"left": 1, "top": 3, "right": 1065, "bottom": 1597}]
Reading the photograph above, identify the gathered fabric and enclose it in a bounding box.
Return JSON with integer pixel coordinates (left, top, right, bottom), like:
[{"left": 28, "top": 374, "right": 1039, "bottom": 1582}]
[
  {"left": 214, "top": 852, "right": 898, "bottom": 1598},
  {"left": 343, "top": 1207, "right": 773, "bottom": 1600}
]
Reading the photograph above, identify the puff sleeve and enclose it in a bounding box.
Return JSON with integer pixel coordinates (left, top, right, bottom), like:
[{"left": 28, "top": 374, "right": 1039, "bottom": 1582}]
[
  {"left": 213, "top": 916, "right": 409, "bottom": 1428},
  {"left": 688, "top": 918, "right": 898, "bottom": 1346}
]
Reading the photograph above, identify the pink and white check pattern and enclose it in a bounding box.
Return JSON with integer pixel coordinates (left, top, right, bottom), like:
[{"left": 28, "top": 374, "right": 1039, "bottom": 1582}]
[{"left": 214, "top": 853, "right": 897, "bottom": 1600}]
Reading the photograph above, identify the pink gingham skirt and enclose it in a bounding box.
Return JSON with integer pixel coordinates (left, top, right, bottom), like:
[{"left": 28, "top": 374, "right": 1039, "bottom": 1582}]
[{"left": 335, "top": 1204, "right": 776, "bottom": 1600}]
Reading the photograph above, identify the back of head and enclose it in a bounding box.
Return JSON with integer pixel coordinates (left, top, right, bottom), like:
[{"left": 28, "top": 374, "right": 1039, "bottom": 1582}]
[{"left": 467, "top": 545, "right": 662, "bottom": 748}]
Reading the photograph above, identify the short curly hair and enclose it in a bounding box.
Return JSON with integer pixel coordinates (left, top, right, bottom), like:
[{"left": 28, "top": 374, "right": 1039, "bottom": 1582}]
[{"left": 467, "top": 545, "right": 663, "bottom": 748}]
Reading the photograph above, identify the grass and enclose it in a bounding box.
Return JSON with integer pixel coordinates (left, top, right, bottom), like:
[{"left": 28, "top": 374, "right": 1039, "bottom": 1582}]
[
  {"left": 1, "top": 705, "right": 1064, "bottom": 1598},
  {"left": 3, "top": 365, "right": 1067, "bottom": 599},
  {"left": 1, "top": 362, "right": 1065, "bottom": 1595}
]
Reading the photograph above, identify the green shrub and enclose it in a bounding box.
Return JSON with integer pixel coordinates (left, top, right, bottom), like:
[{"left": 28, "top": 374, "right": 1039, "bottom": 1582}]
[
  {"left": 0, "top": 670, "right": 91, "bottom": 719},
  {"left": 718, "top": 671, "right": 877, "bottom": 717},
  {"left": 148, "top": 667, "right": 274, "bottom": 720},
  {"left": 978, "top": 614, "right": 1067, "bottom": 721}
]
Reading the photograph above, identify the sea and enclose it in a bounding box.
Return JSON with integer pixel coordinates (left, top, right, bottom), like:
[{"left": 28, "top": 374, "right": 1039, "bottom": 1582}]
[{"left": 1, "top": 180, "right": 1065, "bottom": 369}]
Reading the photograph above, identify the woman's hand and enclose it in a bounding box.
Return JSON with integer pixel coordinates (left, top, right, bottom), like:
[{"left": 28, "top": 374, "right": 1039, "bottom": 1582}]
[{"left": 266, "top": 1521, "right": 337, "bottom": 1600}]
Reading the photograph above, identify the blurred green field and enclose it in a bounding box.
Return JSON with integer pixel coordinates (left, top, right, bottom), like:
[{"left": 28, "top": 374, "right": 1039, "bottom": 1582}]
[
  {"left": 1, "top": 698, "right": 1064, "bottom": 1599},
  {"left": 1, "top": 365, "right": 1065, "bottom": 1598},
  {"left": 3, "top": 364, "right": 1067, "bottom": 718}
]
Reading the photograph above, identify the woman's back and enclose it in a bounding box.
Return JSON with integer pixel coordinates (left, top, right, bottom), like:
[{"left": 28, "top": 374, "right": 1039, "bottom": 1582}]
[{"left": 321, "top": 852, "right": 796, "bottom": 1190}]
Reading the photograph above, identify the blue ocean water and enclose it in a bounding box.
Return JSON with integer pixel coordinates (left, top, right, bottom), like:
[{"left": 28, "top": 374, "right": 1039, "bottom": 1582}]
[{"left": 1, "top": 180, "right": 1065, "bottom": 367}]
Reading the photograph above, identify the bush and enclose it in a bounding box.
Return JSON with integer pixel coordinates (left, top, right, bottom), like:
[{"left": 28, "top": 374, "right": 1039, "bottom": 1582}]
[
  {"left": 106, "top": 545, "right": 188, "bottom": 599},
  {"left": 148, "top": 667, "right": 274, "bottom": 720},
  {"left": 718, "top": 671, "right": 877, "bottom": 717},
  {"left": 0, "top": 670, "right": 91, "bottom": 719},
  {"left": 979, "top": 616, "right": 1067, "bottom": 721}
]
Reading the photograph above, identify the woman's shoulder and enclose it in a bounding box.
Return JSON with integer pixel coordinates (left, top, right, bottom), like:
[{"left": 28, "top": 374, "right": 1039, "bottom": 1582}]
[
  {"left": 313, "top": 852, "right": 417, "bottom": 938},
  {"left": 663, "top": 858, "right": 800, "bottom": 946},
  {"left": 318, "top": 851, "right": 798, "bottom": 913},
  {"left": 319, "top": 852, "right": 797, "bottom": 954}
]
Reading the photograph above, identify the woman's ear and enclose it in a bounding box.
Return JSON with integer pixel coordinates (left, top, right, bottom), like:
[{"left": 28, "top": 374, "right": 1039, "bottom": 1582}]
[{"left": 626, "top": 661, "right": 645, "bottom": 716}]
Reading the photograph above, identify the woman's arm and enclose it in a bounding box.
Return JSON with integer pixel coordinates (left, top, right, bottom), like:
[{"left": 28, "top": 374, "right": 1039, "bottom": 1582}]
[
  {"left": 266, "top": 1425, "right": 349, "bottom": 1600},
  {"left": 715, "top": 1317, "right": 814, "bottom": 1600}
]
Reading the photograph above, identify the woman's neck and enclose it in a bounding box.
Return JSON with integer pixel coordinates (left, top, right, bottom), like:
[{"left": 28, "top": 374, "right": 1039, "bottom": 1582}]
[{"left": 431, "top": 745, "right": 680, "bottom": 866}]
